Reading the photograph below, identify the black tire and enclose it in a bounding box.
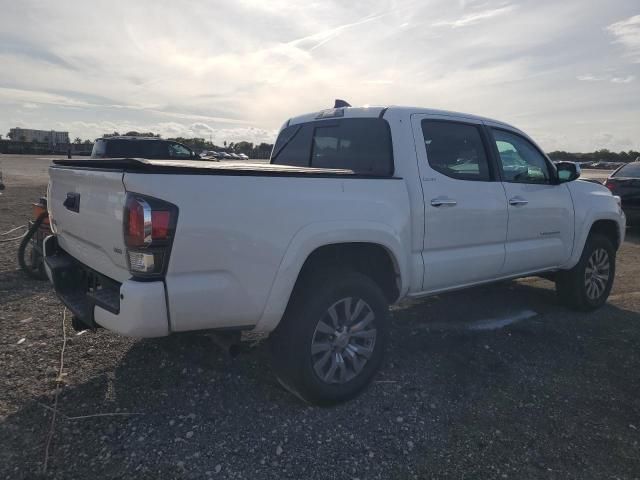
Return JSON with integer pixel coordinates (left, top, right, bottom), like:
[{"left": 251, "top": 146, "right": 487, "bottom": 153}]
[
  {"left": 555, "top": 233, "right": 616, "bottom": 311},
  {"left": 18, "top": 212, "right": 48, "bottom": 281},
  {"left": 270, "top": 268, "right": 389, "bottom": 406}
]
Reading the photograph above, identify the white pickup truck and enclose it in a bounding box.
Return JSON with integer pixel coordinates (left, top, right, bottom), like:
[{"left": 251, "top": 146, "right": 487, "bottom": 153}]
[{"left": 44, "top": 105, "right": 625, "bottom": 404}]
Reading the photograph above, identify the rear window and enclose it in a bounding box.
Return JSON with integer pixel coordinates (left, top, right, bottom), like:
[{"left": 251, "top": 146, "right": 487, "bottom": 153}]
[
  {"left": 104, "top": 140, "right": 168, "bottom": 158},
  {"left": 271, "top": 118, "right": 393, "bottom": 176},
  {"left": 614, "top": 163, "right": 640, "bottom": 178}
]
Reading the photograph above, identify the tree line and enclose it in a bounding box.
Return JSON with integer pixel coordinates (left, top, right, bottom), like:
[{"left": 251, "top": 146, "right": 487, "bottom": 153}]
[
  {"left": 167, "top": 138, "right": 274, "bottom": 159},
  {"left": 100, "top": 132, "right": 274, "bottom": 159},
  {"left": 548, "top": 149, "right": 640, "bottom": 163}
]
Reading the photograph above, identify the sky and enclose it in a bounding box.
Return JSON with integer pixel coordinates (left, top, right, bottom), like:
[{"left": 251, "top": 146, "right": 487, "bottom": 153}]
[{"left": 0, "top": 0, "right": 638, "bottom": 151}]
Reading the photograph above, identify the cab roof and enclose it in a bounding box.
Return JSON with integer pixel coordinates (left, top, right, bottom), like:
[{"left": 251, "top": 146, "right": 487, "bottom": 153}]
[{"left": 287, "top": 105, "right": 520, "bottom": 133}]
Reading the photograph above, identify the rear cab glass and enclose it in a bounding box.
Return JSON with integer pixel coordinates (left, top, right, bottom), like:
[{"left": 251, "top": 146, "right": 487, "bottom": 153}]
[{"left": 271, "top": 118, "right": 394, "bottom": 176}]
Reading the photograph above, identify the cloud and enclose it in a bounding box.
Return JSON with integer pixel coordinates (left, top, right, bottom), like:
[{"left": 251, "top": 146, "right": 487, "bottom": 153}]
[
  {"left": 0, "top": 33, "right": 77, "bottom": 69},
  {"left": 577, "top": 74, "right": 602, "bottom": 81},
  {"left": 577, "top": 74, "right": 635, "bottom": 83},
  {"left": 0, "top": 1, "right": 638, "bottom": 151},
  {"left": 607, "top": 14, "right": 640, "bottom": 62},
  {"left": 432, "top": 5, "right": 515, "bottom": 28},
  {"left": 611, "top": 75, "right": 635, "bottom": 84},
  {"left": 191, "top": 122, "right": 214, "bottom": 134}
]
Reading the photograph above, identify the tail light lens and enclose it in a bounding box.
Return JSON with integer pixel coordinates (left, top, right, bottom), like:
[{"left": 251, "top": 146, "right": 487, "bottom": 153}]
[
  {"left": 123, "top": 194, "right": 178, "bottom": 278},
  {"left": 604, "top": 179, "right": 616, "bottom": 192}
]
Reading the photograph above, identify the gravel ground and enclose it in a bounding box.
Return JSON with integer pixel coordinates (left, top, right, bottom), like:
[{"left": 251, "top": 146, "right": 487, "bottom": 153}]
[{"left": 1, "top": 164, "right": 639, "bottom": 479}]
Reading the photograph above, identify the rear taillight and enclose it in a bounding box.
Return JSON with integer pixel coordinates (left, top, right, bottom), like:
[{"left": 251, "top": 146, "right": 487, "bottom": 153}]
[
  {"left": 151, "top": 211, "right": 170, "bottom": 240},
  {"left": 604, "top": 179, "right": 616, "bottom": 192},
  {"left": 123, "top": 194, "right": 178, "bottom": 278},
  {"left": 125, "top": 196, "right": 151, "bottom": 247}
]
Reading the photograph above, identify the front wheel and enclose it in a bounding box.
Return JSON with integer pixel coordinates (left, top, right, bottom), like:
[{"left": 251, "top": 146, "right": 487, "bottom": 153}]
[
  {"left": 556, "top": 233, "right": 616, "bottom": 311},
  {"left": 270, "top": 269, "right": 389, "bottom": 405}
]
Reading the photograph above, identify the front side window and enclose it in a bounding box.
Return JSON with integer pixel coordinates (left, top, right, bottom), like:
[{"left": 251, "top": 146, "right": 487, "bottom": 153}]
[
  {"left": 492, "top": 129, "right": 551, "bottom": 184},
  {"left": 168, "top": 143, "right": 192, "bottom": 159},
  {"left": 421, "top": 120, "right": 491, "bottom": 181}
]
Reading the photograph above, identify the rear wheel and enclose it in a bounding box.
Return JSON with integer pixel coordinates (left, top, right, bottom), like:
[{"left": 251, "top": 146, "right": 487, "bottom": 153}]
[
  {"left": 270, "top": 269, "right": 389, "bottom": 405},
  {"left": 556, "top": 233, "right": 615, "bottom": 311}
]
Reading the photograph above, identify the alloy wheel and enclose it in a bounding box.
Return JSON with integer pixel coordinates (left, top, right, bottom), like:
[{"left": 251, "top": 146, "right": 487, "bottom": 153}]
[
  {"left": 310, "top": 297, "right": 377, "bottom": 384},
  {"left": 584, "top": 248, "right": 610, "bottom": 300}
]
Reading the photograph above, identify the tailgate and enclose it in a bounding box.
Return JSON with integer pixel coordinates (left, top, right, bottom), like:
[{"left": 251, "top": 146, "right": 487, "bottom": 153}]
[{"left": 48, "top": 166, "right": 130, "bottom": 282}]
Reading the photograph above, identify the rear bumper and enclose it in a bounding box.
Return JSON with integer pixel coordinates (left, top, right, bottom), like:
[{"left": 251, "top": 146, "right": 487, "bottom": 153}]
[{"left": 43, "top": 236, "right": 170, "bottom": 337}]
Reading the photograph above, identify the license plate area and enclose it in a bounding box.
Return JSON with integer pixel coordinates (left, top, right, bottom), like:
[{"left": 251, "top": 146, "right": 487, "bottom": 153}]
[{"left": 45, "top": 238, "right": 121, "bottom": 328}]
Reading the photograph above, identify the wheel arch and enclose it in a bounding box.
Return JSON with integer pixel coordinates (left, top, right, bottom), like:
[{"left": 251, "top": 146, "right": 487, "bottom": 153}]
[
  {"left": 254, "top": 221, "right": 408, "bottom": 332},
  {"left": 589, "top": 219, "right": 621, "bottom": 249},
  {"left": 562, "top": 210, "right": 625, "bottom": 270}
]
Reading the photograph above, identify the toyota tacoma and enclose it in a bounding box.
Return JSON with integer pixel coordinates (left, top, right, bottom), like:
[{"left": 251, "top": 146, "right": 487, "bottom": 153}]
[{"left": 44, "top": 104, "right": 626, "bottom": 404}]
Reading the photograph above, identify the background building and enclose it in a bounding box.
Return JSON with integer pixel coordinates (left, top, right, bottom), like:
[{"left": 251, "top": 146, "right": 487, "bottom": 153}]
[{"left": 8, "top": 128, "right": 69, "bottom": 146}]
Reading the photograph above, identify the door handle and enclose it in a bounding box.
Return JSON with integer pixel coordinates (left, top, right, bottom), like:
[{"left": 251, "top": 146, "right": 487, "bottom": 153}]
[
  {"left": 431, "top": 198, "right": 457, "bottom": 207},
  {"left": 509, "top": 197, "right": 528, "bottom": 206}
]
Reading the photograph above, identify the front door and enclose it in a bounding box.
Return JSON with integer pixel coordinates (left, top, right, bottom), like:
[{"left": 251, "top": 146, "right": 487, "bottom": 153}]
[
  {"left": 486, "top": 126, "right": 574, "bottom": 275},
  {"left": 412, "top": 115, "right": 508, "bottom": 292}
]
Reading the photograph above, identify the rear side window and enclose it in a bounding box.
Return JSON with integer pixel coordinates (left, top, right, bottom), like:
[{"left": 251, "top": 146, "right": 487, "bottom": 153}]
[
  {"left": 271, "top": 124, "right": 314, "bottom": 167},
  {"left": 421, "top": 120, "right": 491, "bottom": 181},
  {"left": 271, "top": 118, "right": 394, "bottom": 176},
  {"left": 310, "top": 119, "right": 393, "bottom": 175}
]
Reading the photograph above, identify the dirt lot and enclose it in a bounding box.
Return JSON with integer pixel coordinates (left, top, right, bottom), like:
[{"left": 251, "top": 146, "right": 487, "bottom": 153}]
[{"left": 1, "top": 160, "right": 639, "bottom": 479}]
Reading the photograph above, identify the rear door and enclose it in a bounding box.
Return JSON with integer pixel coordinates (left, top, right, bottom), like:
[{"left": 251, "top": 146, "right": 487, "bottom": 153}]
[
  {"left": 411, "top": 115, "right": 508, "bottom": 292},
  {"left": 486, "top": 126, "right": 574, "bottom": 274},
  {"left": 48, "top": 166, "right": 130, "bottom": 281}
]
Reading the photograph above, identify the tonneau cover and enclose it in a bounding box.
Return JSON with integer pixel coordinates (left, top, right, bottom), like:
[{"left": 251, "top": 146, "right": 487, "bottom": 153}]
[{"left": 51, "top": 158, "right": 364, "bottom": 177}]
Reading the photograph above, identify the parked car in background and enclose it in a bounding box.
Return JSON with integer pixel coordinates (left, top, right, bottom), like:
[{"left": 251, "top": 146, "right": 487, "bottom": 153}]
[
  {"left": 238, "top": 153, "right": 249, "bottom": 160},
  {"left": 45, "top": 104, "right": 625, "bottom": 405},
  {"left": 199, "top": 151, "right": 220, "bottom": 161},
  {"left": 605, "top": 162, "right": 640, "bottom": 226},
  {"left": 91, "top": 137, "right": 199, "bottom": 160}
]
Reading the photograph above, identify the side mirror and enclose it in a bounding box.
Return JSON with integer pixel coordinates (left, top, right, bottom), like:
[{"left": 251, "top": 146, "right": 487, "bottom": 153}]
[{"left": 556, "top": 161, "right": 580, "bottom": 183}]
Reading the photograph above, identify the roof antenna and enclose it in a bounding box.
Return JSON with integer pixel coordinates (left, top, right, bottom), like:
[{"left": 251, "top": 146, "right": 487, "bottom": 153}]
[{"left": 334, "top": 99, "right": 351, "bottom": 108}]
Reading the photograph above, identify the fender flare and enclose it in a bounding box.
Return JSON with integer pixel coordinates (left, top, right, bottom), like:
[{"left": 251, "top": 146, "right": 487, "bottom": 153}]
[
  {"left": 562, "top": 210, "right": 625, "bottom": 269},
  {"left": 253, "top": 220, "right": 408, "bottom": 332}
]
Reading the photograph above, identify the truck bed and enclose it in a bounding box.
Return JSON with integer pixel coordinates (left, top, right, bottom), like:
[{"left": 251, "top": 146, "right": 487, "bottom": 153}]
[{"left": 51, "top": 158, "right": 390, "bottom": 178}]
